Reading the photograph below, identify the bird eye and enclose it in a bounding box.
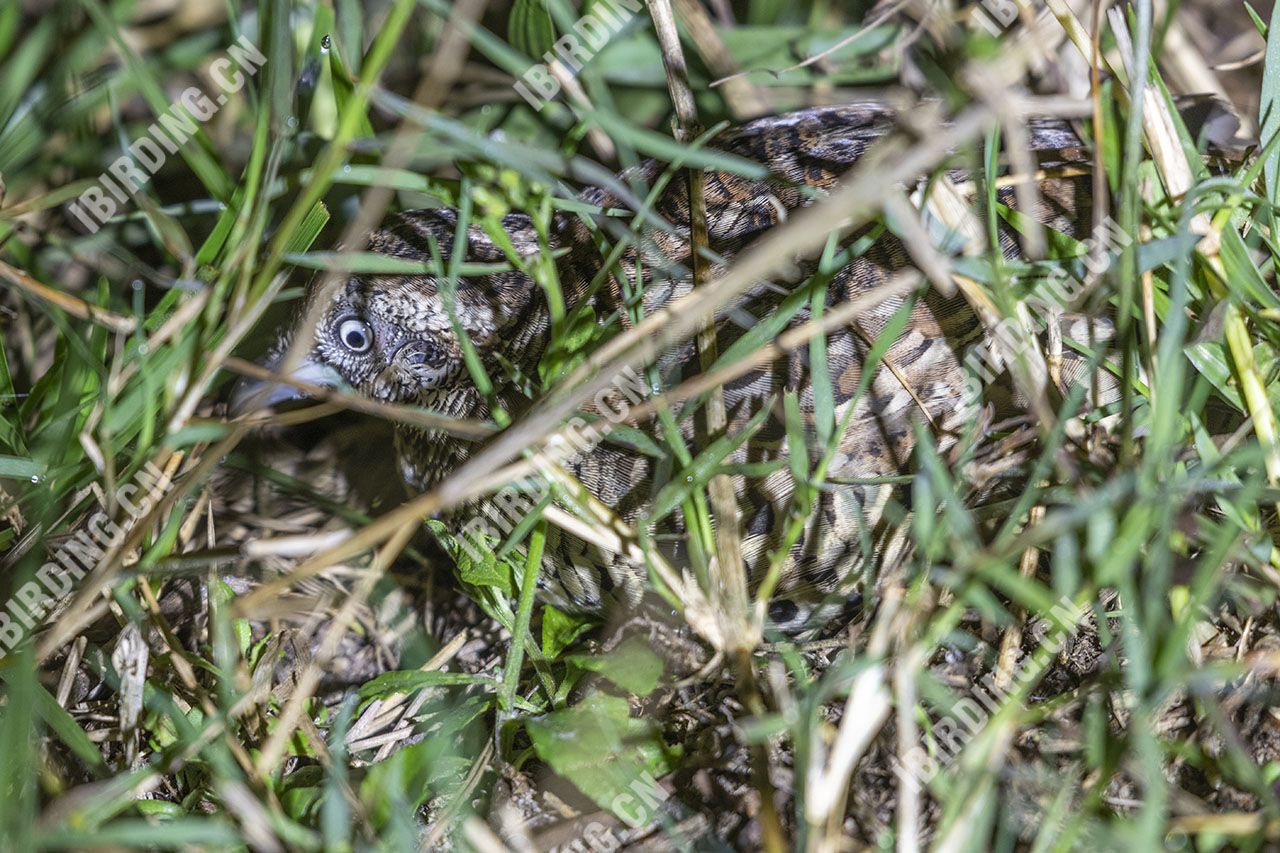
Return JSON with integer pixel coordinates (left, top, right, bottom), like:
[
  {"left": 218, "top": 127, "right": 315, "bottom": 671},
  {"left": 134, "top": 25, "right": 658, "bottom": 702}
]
[{"left": 337, "top": 318, "right": 372, "bottom": 353}]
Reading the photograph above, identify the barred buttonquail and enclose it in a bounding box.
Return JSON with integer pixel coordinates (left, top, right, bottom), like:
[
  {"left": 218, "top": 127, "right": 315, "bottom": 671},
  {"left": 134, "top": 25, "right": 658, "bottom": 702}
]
[{"left": 235, "top": 104, "right": 1107, "bottom": 631}]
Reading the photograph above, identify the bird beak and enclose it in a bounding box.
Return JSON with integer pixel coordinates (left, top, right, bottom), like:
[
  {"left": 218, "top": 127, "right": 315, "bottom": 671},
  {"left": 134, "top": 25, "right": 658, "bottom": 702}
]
[{"left": 229, "top": 354, "right": 344, "bottom": 417}]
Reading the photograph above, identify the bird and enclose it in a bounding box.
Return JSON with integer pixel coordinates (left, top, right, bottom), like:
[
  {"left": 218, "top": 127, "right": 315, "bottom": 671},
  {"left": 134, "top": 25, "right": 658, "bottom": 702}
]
[{"left": 232, "top": 103, "right": 1107, "bottom": 633}]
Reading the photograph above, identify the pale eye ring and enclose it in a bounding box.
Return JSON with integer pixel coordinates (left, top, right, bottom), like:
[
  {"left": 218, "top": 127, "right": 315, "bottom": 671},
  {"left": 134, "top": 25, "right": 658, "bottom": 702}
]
[{"left": 337, "top": 318, "right": 372, "bottom": 353}]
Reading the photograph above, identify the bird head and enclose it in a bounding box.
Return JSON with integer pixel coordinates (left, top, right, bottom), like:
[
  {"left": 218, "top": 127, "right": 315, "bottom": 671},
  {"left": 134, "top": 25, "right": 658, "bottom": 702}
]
[{"left": 231, "top": 208, "right": 548, "bottom": 415}]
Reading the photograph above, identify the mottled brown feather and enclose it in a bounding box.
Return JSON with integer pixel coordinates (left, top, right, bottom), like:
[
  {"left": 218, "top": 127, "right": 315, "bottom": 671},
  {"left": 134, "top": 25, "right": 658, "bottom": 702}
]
[{"left": 277, "top": 105, "right": 1100, "bottom": 628}]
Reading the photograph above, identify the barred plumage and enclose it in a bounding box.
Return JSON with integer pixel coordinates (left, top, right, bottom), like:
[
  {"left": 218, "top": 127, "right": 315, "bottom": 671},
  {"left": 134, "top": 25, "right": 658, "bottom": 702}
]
[{"left": 240, "top": 104, "right": 1101, "bottom": 630}]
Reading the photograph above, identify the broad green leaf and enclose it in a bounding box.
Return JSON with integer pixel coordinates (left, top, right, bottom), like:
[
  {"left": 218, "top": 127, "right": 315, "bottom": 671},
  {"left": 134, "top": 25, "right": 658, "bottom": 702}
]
[
  {"left": 542, "top": 603, "right": 593, "bottom": 658},
  {"left": 567, "top": 637, "right": 663, "bottom": 696},
  {"left": 526, "top": 692, "right": 675, "bottom": 827},
  {"left": 426, "top": 517, "right": 517, "bottom": 597},
  {"left": 510, "top": 0, "right": 556, "bottom": 60}
]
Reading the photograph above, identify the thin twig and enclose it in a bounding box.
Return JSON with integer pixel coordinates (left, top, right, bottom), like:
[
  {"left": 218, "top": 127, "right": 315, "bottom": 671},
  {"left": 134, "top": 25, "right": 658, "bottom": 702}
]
[{"left": 0, "top": 258, "right": 137, "bottom": 333}]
